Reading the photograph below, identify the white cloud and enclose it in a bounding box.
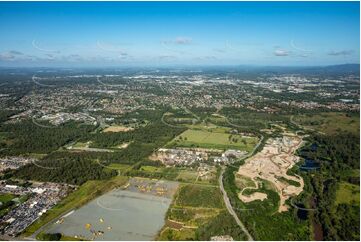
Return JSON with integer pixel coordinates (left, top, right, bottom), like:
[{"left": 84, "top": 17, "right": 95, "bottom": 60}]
[
  {"left": 0, "top": 52, "right": 16, "bottom": 61},
  {"left": 274, "top": 49, "right": 289, "bottom": 56}
]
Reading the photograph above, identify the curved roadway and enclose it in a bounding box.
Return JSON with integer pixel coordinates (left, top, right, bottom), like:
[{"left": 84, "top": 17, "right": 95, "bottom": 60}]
[{"left": 219, "top": 168, "right": 253, "bottom": 241}]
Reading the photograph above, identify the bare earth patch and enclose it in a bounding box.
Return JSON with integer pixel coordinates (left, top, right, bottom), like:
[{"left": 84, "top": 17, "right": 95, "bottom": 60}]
[
  {"left": 239, "top": 191, "right": 268, "bottom": 203},
  {"left": 117, "top": 142, "right": 130, "bottom": 149},
  {"left": 237, "top": 133, "right": 304, "bottom": 212},
  {"left": 103, "top": 125, "right": 134, "bottom": 132}
]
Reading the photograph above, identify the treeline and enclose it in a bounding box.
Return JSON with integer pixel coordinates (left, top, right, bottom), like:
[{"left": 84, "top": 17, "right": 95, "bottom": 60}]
[
  {"left": 10, "top": 108, "right": 185, "bottom": 184},
  {"left": 195, "top": 212, "right": 248, "bottom": 240},
  {"left": 106, "top": 120, "right": 183, "bottom": 166},
  {"left": 301, "top": 132, "right": 360, "bottom": 240},
  {"left": 0, "top": 110, "right": 20, "bottom": 123},
  {"left": 189, "top": 107, "right": 216, "bottom": 120},
  {"left": 313, "top": 132, "right": 359, "bottom": 169},
  {"left": 124, "top": 167, "right": 179, "bottom": 181},
  {"left": 0, "top": 120, "right": 95, "bottom": 155},
  {"left": 11, "top": 152, "right": 117, "bottom": 185},
  {"left": 89, "top": 121, "right": 185, "bottom": 163},
  {"left": 220, "top": 107, "right": 290, "bottom": 132},
  {"left": 85, "top": 132, "right": 133, "bottom": 148}
]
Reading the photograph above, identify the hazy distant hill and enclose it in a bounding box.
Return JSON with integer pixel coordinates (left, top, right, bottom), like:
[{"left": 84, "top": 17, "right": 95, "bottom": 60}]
[
  {"left": 242, "top": 64, "right": 359, "bottom": 75},
  {"left": 299, "top": 64, "right": 360, "bottom": 75}
]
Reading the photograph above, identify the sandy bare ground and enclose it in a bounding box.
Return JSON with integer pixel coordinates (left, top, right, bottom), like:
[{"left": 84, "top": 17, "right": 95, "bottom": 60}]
[
  {"left": 238, "top": 178, "right": 268, "bottom": 203},
  {"left": 103, "top": 125, "right": 134, "bottom": 132},
  {"left": 237, "top": 134, "right": 304, "bottom": 212},
  {"left": 117, "top": 143, "right": 129, "bottom": 149},
  {"left": 239, "top": 191, "right": 268, "bottom": 203}
]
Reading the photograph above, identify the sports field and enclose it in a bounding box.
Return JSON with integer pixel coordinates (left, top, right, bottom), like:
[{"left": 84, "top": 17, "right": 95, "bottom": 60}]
[{"left": 167, "top": 129, "right": 258, "bottom": 152}]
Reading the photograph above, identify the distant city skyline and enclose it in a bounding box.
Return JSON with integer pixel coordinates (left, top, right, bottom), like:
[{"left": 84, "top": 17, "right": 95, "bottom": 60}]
[{"left": 0, "top": 1, "right": 359, "bottom": 67}]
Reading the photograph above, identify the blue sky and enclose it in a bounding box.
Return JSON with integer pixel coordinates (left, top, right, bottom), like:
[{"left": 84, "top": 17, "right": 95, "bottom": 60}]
[{"left": 0, "top": 1, "right": 359, "bottom": 67}]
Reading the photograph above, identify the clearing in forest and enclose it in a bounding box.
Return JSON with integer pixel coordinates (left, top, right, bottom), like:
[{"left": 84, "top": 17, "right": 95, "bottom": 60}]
[
  {"left": 102, "top": 125, "right": 134, "bottom": 132},
  {"left": 336, "top": 182, "right": 360, "bottom": 205}
]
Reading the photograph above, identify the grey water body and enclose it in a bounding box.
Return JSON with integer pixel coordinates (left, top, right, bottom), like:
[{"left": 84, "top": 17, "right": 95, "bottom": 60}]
[{"left": 46, "top": 180, "right": 178, "bottom": 241}]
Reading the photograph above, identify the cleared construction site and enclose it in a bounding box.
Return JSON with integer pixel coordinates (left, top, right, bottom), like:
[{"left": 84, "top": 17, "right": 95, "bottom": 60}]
[{"left": 237, "top": 134, "right": 304, "bottom": 212}]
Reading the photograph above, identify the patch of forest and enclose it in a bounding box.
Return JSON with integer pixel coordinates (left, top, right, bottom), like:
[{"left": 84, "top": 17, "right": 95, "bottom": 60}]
[
  {"left": 9, "top": 152, "right": 117, "bottom": 185},
  {"left": 0, "top": 120, "right": 95, "bottom": 155},
  {"left": 301, "top": 132, "right": 360, "bottom": 240}
]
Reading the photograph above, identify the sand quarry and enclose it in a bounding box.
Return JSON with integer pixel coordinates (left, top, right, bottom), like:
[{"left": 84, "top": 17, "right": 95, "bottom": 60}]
[{"left": 238, "top": 134, "right": 304, "bottom": 212}]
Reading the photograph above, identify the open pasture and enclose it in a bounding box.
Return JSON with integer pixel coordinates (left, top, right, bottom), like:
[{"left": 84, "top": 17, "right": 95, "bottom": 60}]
[
  {"left": 336, "top": 182, "right": 360, "bottom": 205},
  {"left": 167, "top": 129, "right": 258, "bottom": 152},
  {"left": 174, "top": 184, "right": 224, "bottom": 209},
  {"left": 292, "top": 112, "right": 359, "bottom": 134}
]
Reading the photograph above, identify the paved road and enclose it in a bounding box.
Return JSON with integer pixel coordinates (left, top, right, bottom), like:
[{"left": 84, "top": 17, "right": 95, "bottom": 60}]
[
  {"left": 219, "top": 168, "right": 254, "bottom": 241},
  {"left": 217, "top": 124, "right": 264, "bottom": 241},
  {"left": 161, "top": 112, "right": 184, "bottom": 128}
]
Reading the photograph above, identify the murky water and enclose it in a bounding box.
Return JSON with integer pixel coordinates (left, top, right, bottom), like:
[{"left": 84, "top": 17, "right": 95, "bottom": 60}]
[
  {"left": 300, "top": 159, "right": 320, "bottom": 171},
  {"left": 46, "top": 180, "right": 178, "bottom": 241}
]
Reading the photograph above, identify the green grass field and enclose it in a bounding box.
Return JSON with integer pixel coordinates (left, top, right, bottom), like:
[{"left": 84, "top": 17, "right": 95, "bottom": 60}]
[
  {"left": 0, "top": 193, "right": 16, "bottom": 203},
  {"left": 167, "top": 129, "right": 258, "bottom": 151},
  {"left": 21, "top": 176, "right": 128, "bottom": 237},
  {"left": 140, "top": 165, "right": 164, "bottom": 172},
  {"left": 175, "top": 170, "right": 198, "bottom": 183},
  {"left": 235, "top": 173, "right": 256, "bottom": 190},
  {"left": 0, "top": 193, "right": 27, "bottom": 217},
  {"left": 185, "top": 123, "right": 231, "bottom": 133},
  {"left": 174, "top": 184, "right": 224, "bottom": 209},
  {"left": 336, "top": 182, "right": 360, "bottom": 205},
  {"left": 158, "top": 227, "right": 196, "bottom": 241},
  {"left": 159, "top": 183, "right": 226, "bottom": 239},
  {"left": 36, "top": 232, "right": 83, "bottom": 241},
  {"left": 72, "top": 141, "right": 89, "bottom": 148}
]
